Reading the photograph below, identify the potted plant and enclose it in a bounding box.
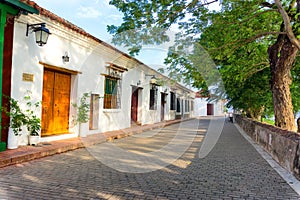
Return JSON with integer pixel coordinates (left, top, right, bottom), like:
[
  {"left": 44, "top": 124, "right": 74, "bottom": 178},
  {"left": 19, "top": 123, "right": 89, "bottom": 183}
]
[
  {"left": 23, "top": 94, "right": 41, "bottom": 146},
  {"left": 72, "top": 93, "right": 90, "bottom": 137},
  {"left": 2, "top": 96, "right": 27, "bottom": 149},
  {"left": 26, "top": 114, "right": 41, "bottom": 145}
]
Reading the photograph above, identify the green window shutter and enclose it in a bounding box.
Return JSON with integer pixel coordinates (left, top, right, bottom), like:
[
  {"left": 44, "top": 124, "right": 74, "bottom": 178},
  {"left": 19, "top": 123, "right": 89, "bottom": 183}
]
[
  {"left": 105, "top": 78, "right": 109, "bottom": 94},
  {"left": 105, "top": 77, "right": 118, "bottom": 95},
  {"left": 112, "top": 79, "right": 117, "bottom": 95}
]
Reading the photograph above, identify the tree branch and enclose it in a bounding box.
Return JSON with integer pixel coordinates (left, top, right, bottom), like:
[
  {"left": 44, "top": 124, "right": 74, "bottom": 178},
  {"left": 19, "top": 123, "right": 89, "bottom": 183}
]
[
  {"left": 225, "top": 9, "right": 278, "bottom": 25},
  {"left": 247, "top": 66, "right": 269, "bottom": 78},
  {"left": 261, "top": 2, "right": 275, "bottom": 8},
  {"left": 187, "top": 0, "right": 218, "bottom": 10},
  {"left": 211, "top": 31, "right": 286, "bottom": 51},
  {"left": 275, "top": 0, "right": 300, "bottom": 50}
]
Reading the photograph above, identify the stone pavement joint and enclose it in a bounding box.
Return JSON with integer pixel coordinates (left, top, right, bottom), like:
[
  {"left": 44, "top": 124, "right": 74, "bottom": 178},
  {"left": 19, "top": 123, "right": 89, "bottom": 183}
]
[{"left": 0, "top": 118, "right": 192, "bottom": 168}]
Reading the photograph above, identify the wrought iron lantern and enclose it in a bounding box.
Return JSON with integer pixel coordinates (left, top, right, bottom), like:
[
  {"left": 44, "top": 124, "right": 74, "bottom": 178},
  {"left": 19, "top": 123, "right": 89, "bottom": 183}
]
[{"left": 26, "top": 23, "right": 51, "bottom": 46}]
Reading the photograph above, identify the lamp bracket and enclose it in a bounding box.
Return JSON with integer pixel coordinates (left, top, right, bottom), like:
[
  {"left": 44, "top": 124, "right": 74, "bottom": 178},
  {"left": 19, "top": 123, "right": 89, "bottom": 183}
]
[
  {"left": 26, "top": 23, "right": 46, "bottom": 36},
  {"left": 145, "top": 74, "right": 156, "bottom": 79}
]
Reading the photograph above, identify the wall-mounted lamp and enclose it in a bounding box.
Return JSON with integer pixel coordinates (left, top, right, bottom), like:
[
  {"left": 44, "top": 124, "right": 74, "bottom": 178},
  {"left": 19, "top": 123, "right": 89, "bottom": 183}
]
[
  {"left": 145, "top": 74, "right": 157, "bottom": 84},
  {"left": 26, "top": 23, "right": 51, "bottom": 46},
  {"left": 62, "top": 52, "right": 70, "bottom": 63},
  {"left": 151, "top": 84, "right": 158, "bottom": 90}
]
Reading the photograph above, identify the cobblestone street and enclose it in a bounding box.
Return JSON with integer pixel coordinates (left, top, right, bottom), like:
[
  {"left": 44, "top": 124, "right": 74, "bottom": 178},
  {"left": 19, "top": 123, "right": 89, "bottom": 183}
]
[{"left": 0, "top": 118, "right": 299, "bottom": 199}]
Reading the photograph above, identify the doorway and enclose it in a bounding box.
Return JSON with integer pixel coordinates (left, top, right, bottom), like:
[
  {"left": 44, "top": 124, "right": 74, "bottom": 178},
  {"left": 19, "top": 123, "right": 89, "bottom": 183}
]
[
  {"left": 41, "top": 69, "right": 71, "bottom": 136},
  {"left": 161, "top": 93, "right": 166, "bottom": 121},
  {"left": 131, "top": 87, "right": 139, "bottom": 123},
  {"left": 207, "top": 103, "right": 214, "bottom": 116}
]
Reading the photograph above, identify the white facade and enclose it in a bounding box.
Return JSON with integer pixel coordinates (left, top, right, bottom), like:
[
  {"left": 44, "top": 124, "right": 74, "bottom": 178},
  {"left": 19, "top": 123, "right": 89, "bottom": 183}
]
[
  {"left": 9, "top": 7, "right": 194, "bottom": 144},
  {"left": 194, "top": 98, "right": 225, "bottom": 117}
]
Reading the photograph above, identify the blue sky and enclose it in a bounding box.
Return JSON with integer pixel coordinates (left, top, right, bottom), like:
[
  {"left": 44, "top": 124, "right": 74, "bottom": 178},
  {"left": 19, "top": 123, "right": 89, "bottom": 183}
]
[{"left": 33, "top": 0, "right": 123, "bottom": 42}]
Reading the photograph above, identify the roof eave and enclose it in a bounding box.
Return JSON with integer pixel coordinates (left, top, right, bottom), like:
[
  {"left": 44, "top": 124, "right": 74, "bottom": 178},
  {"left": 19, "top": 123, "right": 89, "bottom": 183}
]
[{"left": 3, "top": 0, "right": 39, "bottom": 14}]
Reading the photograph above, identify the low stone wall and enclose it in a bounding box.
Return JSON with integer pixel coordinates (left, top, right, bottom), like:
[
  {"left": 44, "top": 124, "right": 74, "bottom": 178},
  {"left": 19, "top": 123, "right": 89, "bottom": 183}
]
[{"left": 235, "top": 115, "right": 300, "bottom": 179}]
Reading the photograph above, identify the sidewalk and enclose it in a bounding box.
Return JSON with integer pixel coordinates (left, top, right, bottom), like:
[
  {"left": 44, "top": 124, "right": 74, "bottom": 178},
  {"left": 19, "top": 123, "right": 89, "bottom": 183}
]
[{"left": 0, "top": 118, "right": 191, "bottom": 168}]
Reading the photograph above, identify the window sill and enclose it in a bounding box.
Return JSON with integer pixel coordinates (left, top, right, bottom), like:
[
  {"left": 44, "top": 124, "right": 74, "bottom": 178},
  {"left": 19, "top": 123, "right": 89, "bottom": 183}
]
[{"left": 103, "top": 109, "right": 121, "bottom": 113}]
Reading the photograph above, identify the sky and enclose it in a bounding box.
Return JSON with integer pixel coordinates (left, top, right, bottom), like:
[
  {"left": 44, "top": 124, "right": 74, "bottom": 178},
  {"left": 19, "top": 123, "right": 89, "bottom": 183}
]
[{"left": 33, "top": 0, "right": 122, "bottom": 42}]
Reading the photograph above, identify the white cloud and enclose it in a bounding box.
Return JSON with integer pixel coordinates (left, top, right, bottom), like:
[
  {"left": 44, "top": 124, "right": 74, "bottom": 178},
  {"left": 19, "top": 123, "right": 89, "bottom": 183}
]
[{"left": 77, "top": 6, "right": 102, "bottom": 18}]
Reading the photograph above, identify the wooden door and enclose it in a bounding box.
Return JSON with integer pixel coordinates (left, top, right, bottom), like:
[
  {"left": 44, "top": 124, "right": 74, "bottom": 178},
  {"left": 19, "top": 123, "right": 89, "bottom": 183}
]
[
  {"left": 207, "top": 103, "right": 214, "bottom": 116},
  {"left": 161, "top": 93, "right": 165, "bottom": 121},
  {"left": 42, "top": 70, "right": 71, "bottom": 136},
  {"left": 131, "top": 87, "right": 138, "bottom": 122}
]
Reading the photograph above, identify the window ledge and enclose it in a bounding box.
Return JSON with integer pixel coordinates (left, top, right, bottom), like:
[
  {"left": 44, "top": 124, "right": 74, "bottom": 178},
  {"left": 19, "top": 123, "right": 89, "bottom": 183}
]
[{"left": 103, "top": 109, "right": 121, "bottom": 113}]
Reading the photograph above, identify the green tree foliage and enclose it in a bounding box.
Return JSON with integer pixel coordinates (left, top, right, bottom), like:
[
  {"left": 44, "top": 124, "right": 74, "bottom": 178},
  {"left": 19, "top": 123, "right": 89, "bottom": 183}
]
[{"left": 108, "top": 0, "right": 300, "bottom": 131}]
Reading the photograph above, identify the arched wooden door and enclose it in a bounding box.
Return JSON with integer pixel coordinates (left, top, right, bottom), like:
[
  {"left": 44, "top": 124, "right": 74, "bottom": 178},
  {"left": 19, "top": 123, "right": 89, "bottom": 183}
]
[{"left": 42, "top": 69, "right": 71, "bottom": 136}]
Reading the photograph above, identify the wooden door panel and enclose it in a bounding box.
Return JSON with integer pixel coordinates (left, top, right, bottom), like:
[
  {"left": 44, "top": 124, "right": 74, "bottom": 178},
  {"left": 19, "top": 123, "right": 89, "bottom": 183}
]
[
  {"left": 42, "top": 70, "right": 71, "bottom": 136},
  {"left": 42, "top": 71, "right": 55, "bottom": 135},
  {"left": 53, "top": 73, "right": 70, "bottom": 133}
]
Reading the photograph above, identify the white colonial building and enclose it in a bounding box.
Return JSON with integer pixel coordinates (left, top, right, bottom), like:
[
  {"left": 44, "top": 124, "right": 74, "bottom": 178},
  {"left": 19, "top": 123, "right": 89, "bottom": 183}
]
[{"left": 3, "top": 0, "right": 194, "bottom": 146}]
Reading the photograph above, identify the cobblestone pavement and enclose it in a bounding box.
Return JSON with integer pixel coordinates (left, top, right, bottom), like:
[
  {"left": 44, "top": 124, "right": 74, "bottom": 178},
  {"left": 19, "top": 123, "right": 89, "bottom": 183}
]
[{"left": 0, "top": 117, "right": 299, "bottom": 200}]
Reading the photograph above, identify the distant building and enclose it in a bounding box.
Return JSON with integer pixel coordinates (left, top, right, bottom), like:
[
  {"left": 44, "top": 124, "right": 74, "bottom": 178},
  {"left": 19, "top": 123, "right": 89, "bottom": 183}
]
[{"left": 194, "top": 90, "right": 225, "bottom": 116}]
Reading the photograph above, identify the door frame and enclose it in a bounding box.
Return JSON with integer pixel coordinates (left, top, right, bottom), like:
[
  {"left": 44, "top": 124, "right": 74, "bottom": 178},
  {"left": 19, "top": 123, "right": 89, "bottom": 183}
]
[
  {"left": 42, "top": 69, "right": 71, "bottom": 136},
  {"left": 40, "top": 63, "right": 80, "bottom": 137}
]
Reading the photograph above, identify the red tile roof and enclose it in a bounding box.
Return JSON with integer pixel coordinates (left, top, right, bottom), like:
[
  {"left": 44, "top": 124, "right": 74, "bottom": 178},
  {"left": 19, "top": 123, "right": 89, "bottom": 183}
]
[{"left": 195, "top": 90, "right": 210, "bottom": 98}]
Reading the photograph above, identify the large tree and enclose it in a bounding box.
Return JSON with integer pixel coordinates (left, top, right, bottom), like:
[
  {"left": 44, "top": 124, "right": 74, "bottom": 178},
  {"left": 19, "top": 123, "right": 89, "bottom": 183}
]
[{"left": 108, "top": 0, "right": 300, "bottom": 131}]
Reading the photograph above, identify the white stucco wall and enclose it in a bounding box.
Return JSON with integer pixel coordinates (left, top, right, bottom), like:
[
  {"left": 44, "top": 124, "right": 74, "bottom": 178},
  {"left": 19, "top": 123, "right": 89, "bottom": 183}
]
[
  {"left": 10, "top": 14, "right": 194, "bottom": 143},
  {"left": 194, "top": 98, "right": 208, "bottom": 116},
  {"left": 214, "top": 100, "right": 225, "bottom": 116}
]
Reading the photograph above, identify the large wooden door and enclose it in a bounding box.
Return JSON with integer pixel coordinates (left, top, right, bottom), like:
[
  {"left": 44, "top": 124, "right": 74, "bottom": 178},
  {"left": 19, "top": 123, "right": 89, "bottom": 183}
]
[
  {"left": 131, "top": 87, "right": 138, "bottom": 122},
  {"left": 42, "top": 70, "right": 71, "bottom": 136}
]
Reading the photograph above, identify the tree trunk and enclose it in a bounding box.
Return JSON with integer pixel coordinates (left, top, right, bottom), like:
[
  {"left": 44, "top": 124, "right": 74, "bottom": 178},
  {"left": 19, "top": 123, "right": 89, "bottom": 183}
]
[{"left": 268, "top": 35, "right": 298, "bottom": 132}]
